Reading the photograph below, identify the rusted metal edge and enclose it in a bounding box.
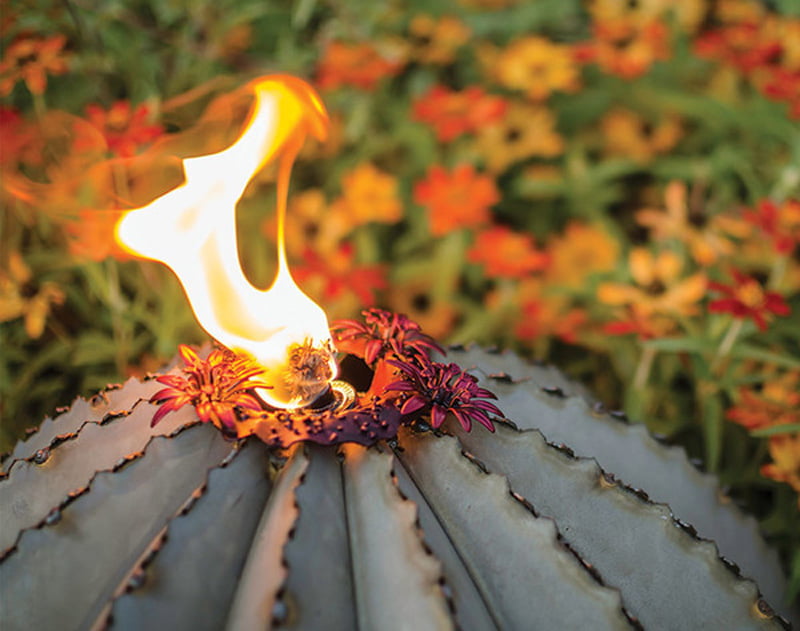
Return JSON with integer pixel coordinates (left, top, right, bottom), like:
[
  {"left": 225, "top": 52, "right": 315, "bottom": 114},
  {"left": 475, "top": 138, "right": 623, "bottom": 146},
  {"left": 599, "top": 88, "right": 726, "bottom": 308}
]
[
  {"left": 449, "top": 344, "right": 787, "bottom": 600},
  {"left": 0, "top": 406, "right": 143, "bottom": 482},
  {"left": 446, "top": 433, "right": 641, "bottom": 630},
  {"left": 0, "top": 420, "right": 203, "bottom": 562},
  {"left": 467, "top": 422, "right": 791, "bottom": 630},
  {"left": 90, "top": 441, "right": 245, "bottom": 631}
]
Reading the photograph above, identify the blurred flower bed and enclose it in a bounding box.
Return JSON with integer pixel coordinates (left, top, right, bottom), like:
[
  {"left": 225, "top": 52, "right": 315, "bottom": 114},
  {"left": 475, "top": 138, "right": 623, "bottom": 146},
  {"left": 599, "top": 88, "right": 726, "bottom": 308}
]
[{"left": 1, "top": 0, "right": 799, "bottom": 599}]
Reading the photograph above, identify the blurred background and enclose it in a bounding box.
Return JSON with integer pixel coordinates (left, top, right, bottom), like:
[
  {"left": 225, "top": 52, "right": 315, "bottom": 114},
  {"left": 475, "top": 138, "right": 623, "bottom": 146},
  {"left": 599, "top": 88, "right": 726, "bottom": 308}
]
[{"left": 1, "top": 0, "right": 798, "bottom": 600}]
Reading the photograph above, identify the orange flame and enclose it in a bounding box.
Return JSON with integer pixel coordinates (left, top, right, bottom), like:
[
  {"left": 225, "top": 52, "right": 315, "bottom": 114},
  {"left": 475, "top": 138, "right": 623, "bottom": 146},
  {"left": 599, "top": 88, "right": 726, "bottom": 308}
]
[{"left": 115, "top": 75, "right": 337, "bottom": 409}]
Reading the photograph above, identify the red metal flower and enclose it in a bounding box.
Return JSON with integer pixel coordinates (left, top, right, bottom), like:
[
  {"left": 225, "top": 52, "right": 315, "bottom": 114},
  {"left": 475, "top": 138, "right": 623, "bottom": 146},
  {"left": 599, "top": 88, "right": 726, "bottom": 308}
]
[
  {"left": 708, "top": 269, "right": 791, "bottom": 331},
  {"left": 149, "top": 345, "right": 270, "bottom": 430},
  {"left": 386, "top": 355, "right": 503, "bottom": 432},
  {"left": 331, "top": 308, "right": 444, "bottom": 365}
]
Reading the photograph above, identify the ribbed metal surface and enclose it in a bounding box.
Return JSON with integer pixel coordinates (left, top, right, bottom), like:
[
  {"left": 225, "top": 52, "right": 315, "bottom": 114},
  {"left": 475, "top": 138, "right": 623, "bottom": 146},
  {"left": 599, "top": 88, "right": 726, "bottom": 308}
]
[{"left": 0, "top": 347, "right": 793, "bottom": 630}]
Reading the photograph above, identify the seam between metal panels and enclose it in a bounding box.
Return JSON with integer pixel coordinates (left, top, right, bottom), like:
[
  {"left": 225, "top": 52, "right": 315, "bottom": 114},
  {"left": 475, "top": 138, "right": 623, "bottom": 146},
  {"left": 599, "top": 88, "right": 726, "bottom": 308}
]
[
  {"left": 0, "top": 420, "right": 203, "bottom": 562},
  {"left": 339, "top": 447, "right": 361, "bottom": 631},
  {"left": 390, "top": 442, "right": 502, "bottom": 631}
]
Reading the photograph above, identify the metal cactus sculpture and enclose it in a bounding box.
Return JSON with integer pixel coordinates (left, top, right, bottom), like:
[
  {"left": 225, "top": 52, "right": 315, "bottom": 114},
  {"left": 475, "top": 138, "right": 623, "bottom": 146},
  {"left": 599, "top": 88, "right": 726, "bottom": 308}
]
[{"left": 1, "top": 308, "right": 796, "bottom": 630}]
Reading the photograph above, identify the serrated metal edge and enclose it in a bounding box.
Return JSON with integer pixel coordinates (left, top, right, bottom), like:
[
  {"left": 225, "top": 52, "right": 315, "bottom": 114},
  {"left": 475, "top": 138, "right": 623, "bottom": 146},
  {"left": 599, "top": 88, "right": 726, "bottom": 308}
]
[
  {"left": 1, "top": 374, "right": 173, "bottom": 477},
  {"left": 0, "top": 420, "right": 205, "bottom": 562},
  {"left": 387, "top": 451, "right": 460, "bottom": 621},
  {"left": 91, "top": 441, "right": 246, "bottom": 631},
  {"left": 450, "top": 434, "right": 641, "bottom": 629},
  {"left": 452, "top": 421, "right": 790, "bottom": 630},
  {"left": 449, "top": 344, "right": 788, "bottom": 604},
  {"left": 0, "top": 378, "right": 147, "bottom": 466},
  {"left": 340, "top": 443, "right": 453, "bottom": 629},
  {"left": 395, "top": 428, "right": 635, "bottom": 630},
  {"left": 224, "top": 444, "right": 308, "bottom": 631}
]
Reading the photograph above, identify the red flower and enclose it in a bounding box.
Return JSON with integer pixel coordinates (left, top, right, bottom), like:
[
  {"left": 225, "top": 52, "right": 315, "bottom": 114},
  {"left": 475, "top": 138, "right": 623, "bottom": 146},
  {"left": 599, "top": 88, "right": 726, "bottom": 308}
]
[
  {"left": 149, "top": 345, "right": 270, "bottom": 430},
  {"left": 332, "top": 308, "right": 443, "bottom": 365},
  {"left": 386, "top": 355, "right": 502, "bottom": 432},
  {"left": 413, "top": 164, "right": 499, "bottom": 236},
  {"left": 708, "top": 269, "right": 791, "bottom": 331},
  {"left": 412, "top": 85, "right": 507, "bottom": 142},
  {"left": 693, "top": 23, "right": 781, "bottom": 73},
  {"left": 84, "top": 101, "right": 164, "bottom": 158},
  {"left": 743, "top": 198, "right": 800, "bottom": 254}
]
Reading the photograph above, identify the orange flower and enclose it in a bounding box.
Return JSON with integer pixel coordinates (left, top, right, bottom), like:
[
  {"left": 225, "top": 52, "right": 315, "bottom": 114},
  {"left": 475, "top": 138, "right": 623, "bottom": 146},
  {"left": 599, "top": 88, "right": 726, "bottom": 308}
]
[
  {"left": 265, "top": 188, "right": 350, "bottom": 258},
  {"left": 84, "top": 101, "right": 164, "bottom": 158},
  {"left": 635, "top": 181, "right": 745, "bottom": 266},
  {"left": 294, "top": 242, "right": 387, "bottom": 309},
  {"left": 63, "top": 209, "right": 135, "bottom": 262},
  {"left": 468, "top": 226, "right": 550, "bottom": 279},
  {"left": 413, "top": 164, "right": 499, "bottom": 237},
  {"left": 761, "top": 434, "right": 800, "bottom": 508},
  {"left": 726, "top": 372, "right": 800, "bottom": 431},
  {"left": 603, "top": 305, "right": 684, "bottom": 340},
  {"left": 597, "top": 248, "right": 707, "bottom": 318},
  {"left": 0, "top": 251, "right": 64, "bottom": 338},
  {"left": 600, "top": 108, "right": 682, "bottom": 163},
  {"left": 516, "top": 289, "right": 589, "bottom": 344},
  {"left": 412, "top": 85, "right": 507, "bottom": 142},
  {"left": 408, "top": 15, "right": 471, "bottom": 65},
  {"left": 475, "top": 101, "right": 564, "bottom": 173},
  {"left": 494, "top": 36, "right": 581, "bottom": 100},
  {"left": 0, "top": 34, "right": 69, "bottom": 96},
  {"left": 544, "top": 221, "right": 620, "bottom": 289},
  {"left": 577, "top": 18, "right": 670, "bottom": 79},
  {"left": 331, "top": 163, "right": 403, "bottom": 227},
  {"left": 316, "top": 41, "right": 404, "bottom": 91}
]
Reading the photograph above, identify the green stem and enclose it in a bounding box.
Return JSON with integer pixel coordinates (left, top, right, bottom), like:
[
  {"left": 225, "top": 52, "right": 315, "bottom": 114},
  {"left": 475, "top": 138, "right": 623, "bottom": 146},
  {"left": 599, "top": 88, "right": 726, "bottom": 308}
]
[
  {"left": 633, "top": 345, "right": 656, "bottom": 391},
  {"left": 713, "top": 317, "right": 744, "bottom": 371}
]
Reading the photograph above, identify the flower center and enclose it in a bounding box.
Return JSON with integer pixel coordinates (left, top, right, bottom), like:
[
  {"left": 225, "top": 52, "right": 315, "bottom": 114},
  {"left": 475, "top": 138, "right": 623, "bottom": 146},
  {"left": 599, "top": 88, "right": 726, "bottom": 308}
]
[{"left": 735, "top": 281, "right": 765, "bottom": 309}]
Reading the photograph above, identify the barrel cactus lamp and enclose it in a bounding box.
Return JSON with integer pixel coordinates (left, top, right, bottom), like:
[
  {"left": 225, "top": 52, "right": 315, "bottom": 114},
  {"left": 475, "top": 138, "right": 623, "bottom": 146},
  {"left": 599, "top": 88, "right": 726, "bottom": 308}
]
[{"left": 1, "top": 76, "right": 797, "bottom": 630}]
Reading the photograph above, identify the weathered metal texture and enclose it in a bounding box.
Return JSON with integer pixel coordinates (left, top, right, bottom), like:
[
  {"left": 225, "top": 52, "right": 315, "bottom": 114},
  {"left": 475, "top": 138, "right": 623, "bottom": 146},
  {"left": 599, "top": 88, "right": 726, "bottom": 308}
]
[
  {"left": 0, "top": 347, "right": 794, "bottom": 630},
  {"left": 446, "top": 345, "right": 792, "bottom": 622}
]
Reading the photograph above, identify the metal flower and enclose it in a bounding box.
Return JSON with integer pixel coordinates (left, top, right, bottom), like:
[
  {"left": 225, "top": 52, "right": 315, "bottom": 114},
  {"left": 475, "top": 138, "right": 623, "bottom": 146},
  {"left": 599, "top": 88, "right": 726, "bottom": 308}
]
[
  {"left": 149, "top": 345, "right": 270, "bottom": 430},
  {"left": 386, "top": 355, "right": 503, "bottom": 432},
  {"left": 331, "top": 308, "right": 444, "bottom": 365}
]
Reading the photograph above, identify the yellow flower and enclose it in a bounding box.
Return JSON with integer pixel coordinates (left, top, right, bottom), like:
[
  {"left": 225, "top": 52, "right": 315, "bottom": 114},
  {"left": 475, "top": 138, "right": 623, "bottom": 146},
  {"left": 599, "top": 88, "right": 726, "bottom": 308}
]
[
  {"left": 597, "top": 248, "right": 707, "bottom": 318},
  {"left": 494, "top": 36, "right": 580, "bottom": 100},
  {"left": 475, "top": 101, "right": 564, "bottom": 173},
  {"left": 387, "top": 276, "right": 459, "bottom": 340},
  {"left": 408, "top": 15, "right": 471, "bottom": 65},
  {"left": 330, "top": 163, "right": 403, "bottom": 226},
  {"left": 588, "top": 0, "right": 706, "bottom": 33},
  {"left": 264, "top": 189, "right": 350, "bottom": 258},
  {"left": 761, "top": 434, "right": 800, "bottom": 509},
  {"left": 601, "top": 108, "right": 683, "bottom": 163},
  {"left": 635, "top": 181, "right": 748, "bottom": 266},
  {"left": 545, "top": 221, "right": 620, "bottom": 289},
  {"left": 0, "top": 251, "right": 64, "bottom": 338}
]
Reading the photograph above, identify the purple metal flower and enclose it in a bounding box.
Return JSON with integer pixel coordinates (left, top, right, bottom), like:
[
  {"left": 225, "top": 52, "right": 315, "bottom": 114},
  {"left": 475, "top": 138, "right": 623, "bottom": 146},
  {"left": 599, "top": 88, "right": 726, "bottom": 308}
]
[
  {"left": 150, "top": 345, "right": 270, "bottom": 431},
  {"left": 386, "top": 356, "right": 503, "bottom": 432},
  {"left": 331, "top": 308, "right": 444, "bottom": 365}
]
